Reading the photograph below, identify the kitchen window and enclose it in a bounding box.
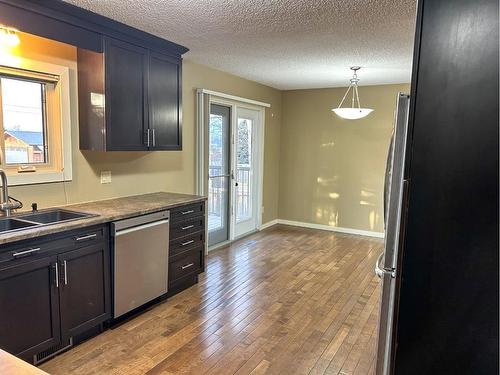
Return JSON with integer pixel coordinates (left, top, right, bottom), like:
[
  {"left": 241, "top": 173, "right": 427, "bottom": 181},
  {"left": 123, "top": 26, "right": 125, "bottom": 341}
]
[{"left": 0, "top": 60, "right": 72, "bottom": 185}]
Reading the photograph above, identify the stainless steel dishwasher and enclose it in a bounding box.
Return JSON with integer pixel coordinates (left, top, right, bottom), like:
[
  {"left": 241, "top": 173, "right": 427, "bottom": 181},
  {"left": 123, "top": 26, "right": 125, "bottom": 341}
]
[{"left": 111, "top": 210, "right": 169, "bottom": 318}]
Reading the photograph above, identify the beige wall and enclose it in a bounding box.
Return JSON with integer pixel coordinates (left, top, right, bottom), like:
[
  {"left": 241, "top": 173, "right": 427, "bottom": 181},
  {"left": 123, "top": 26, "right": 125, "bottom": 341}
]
[
  {"left": 4, "top": 33, "right": 410, "bottom": 233},
  {"left": 6, "top": 33, "right": 282, "bottom": 224},
  {"left": 279, "top": 84, "right": 410, "bottom": 234}
]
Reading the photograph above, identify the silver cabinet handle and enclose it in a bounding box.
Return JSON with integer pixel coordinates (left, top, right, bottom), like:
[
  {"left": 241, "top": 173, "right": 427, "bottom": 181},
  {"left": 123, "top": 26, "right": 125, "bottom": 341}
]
[
  {"left": 181, "top": 240, "right": 194, "bottom": 246},
  {"left": 63, "top": 260, "right": 68, "bottom": 285},
  {"left": 152, "top": 129, "right": 156, "bottom": 147},
  {"left": 12, "top": 247, "right": 40, "bottom": 258},
  {"left": 76, "top": 233, "right": 97, "bottom": 241},
  {"left": 146, "top": 129, "right": 151, "bottom": 147},
  {"left": 181, "top": 210, "right": 194, "bottom": 215},
  {"left": 181, "top": 263, "right": 194, "bottom": 270},
  {"left": 54, "top": 262, "right": 59, "bottom": 288},
  {"left": 181, "top": 225, "right": 194, "bottom": 230}
]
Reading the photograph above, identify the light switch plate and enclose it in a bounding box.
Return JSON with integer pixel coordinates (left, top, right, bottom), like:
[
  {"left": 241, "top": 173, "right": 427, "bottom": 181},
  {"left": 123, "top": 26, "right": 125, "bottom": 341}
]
[{"left": 100, "top": 171, "right": 112, "bottom": 184}]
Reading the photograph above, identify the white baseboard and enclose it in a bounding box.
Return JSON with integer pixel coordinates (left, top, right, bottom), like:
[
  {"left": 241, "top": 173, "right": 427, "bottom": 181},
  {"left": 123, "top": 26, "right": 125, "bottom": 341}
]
[
  {"left": 259, "top": 218, "right": 384, "bottom": 239},
  {"left": 259, "top": 219, "right": 279, "bottom": 230}
]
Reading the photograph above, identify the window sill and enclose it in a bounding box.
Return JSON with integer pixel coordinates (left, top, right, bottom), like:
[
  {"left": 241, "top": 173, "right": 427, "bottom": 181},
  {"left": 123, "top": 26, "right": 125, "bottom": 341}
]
[{"left": 7, "top": 171, "right": 71, "bottom": 186}]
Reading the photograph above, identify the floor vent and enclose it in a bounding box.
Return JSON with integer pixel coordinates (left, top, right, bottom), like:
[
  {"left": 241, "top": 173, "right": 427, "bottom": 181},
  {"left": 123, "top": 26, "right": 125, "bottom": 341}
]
[{"left": 33, "top": 337, "right": 73, "bottom": 365}]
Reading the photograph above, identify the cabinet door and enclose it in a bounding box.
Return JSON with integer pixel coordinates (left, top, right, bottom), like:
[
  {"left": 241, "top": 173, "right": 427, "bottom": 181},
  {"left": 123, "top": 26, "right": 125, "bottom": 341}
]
[
  {"left": 0, "top": 256, "right": 60, "bottom": 361},
  {"left": 58, "top": 242, "right": 111, "bottom": 340},
  {"left": 105, "top": 37, "right": 149, "bottom": 150},
  {"left": 149, "top": 53, "right": 182, "bottom": 150}
]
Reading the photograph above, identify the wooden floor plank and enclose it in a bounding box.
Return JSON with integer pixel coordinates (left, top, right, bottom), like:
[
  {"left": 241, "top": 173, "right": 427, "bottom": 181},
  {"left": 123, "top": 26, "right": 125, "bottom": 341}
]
[{"left": 41, "top": 225, "right": 383, "bottom": 375}]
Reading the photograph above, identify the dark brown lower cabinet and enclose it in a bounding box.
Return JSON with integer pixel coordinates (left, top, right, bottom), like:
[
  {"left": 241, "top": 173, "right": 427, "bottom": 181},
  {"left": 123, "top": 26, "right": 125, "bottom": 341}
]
[
  {"left": 0, "top": 225, "right": 111, "bottom": 363},
  {"left": 59, "top": 243, "right": 111, "bottom": 340},
  {"left": 0, "top": 256, "right": 61, "bottom": 361},
  {"left": 168, "top": 202, "right": 206, "bottom": 296}
]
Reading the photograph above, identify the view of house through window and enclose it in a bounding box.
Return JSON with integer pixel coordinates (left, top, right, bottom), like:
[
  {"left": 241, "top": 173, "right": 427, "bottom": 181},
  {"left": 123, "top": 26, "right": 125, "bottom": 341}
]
[{"left": 0, "top": 77, "right": 48, "bottom": 165}]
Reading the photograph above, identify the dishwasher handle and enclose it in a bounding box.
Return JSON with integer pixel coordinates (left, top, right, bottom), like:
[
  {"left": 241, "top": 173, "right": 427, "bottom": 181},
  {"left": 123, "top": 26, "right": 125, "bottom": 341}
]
[
  {"left": 111, "top": 210, "right": 170, "bottom": 235},
  {"left": 114, "top": 219, "right": 169, "bottom": 237}
]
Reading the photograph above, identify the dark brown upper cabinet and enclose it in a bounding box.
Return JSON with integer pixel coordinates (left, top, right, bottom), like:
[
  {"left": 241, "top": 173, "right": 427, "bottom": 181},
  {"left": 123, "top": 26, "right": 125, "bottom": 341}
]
[
  {"left": 78, "top": 37, "right": 183, "bottom": 151},
  {"left": 149, "top": 52, "right": 182, "bottom": 150}
]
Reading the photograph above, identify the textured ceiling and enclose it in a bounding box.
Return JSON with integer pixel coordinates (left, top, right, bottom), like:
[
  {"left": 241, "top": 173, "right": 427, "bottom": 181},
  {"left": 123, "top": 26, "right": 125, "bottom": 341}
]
[{"left": 64, "top": 0, "right": 417, "bottom": 90}]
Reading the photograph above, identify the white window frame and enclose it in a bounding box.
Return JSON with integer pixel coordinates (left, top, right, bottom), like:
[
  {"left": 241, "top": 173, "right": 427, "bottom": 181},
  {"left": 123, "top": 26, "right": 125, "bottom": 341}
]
[{"left": 0, "top": 57, "right": 72, "bottom": 186}]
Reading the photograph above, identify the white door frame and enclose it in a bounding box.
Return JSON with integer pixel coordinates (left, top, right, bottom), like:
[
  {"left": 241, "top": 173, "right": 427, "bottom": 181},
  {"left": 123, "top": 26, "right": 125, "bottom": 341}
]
[{"left": 196, "top": 90, "right": 267, "bottom": 249}]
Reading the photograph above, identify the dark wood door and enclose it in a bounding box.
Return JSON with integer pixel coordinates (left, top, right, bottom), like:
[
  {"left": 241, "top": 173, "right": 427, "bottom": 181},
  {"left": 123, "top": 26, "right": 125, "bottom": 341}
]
[
  {"left": 58, "top": 243, "right": 111, "bottom": 340},
  {"left": 0, "top": 256, "right": 61, "bottom": 361},
  {"left": 149, "top": 53, "right": 182, "bottom": 150},
  {"left": 104, "top": 37, "right": 149, "bottom": 150}
]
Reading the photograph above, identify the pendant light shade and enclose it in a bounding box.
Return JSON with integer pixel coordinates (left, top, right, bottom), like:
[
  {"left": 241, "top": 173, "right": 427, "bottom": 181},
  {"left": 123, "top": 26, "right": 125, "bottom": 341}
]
[
  {"left": 332, "top": 67, "right": 373, "bottom": 120},
  {"left": 332, "top": 108, "right": 374, "bottom": 120}
]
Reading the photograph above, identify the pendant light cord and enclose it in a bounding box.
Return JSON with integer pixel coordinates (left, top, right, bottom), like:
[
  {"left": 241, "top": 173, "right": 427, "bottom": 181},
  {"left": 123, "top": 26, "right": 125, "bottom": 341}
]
[{"left": 337, "top": 67, "right": 363, "bottom": 109}]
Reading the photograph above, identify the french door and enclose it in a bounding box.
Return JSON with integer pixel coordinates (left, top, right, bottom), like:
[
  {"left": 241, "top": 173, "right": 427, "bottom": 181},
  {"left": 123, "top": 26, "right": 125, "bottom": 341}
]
[
  {"left": 233, "top": 107, "right": 260, "bottom": 238},
  {"left": 207, "top": 103, "right": 262, "bottom": 247},
  {"left": 208, "top": 104, "right": 231, "bottom": 247}
]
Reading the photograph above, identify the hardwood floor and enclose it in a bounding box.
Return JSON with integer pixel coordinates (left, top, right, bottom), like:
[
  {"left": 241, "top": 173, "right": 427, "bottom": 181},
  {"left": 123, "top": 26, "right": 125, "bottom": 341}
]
[{"left": 41, "top": 225, "right": 383, "bottom": 375}]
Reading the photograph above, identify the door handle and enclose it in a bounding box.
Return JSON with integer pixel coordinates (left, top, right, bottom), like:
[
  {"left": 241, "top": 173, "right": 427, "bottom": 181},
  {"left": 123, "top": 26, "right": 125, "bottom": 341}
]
[
  {"left": 62, "top": 260, "right": 68, "bottom": 285},
  {"left": 181, "top": 210, "right": 195, "bottom": 215},
  {"left": 181, "top": 263, "right": 194, "bottom": 270},
  {"left": 375, "top": 252, "right": 395, "bottom": 278},
  {"left": 181, "top": 225, "right": 194, "bottom": 230},
  {"left": 152, "top": 129, "right": 156, "bottom": 147},
  {"left": 181, "top": 240, "right": 195, "bottom": 246},
  {"left": 54, "top": 262, "right": 59, "bottom": 288}
]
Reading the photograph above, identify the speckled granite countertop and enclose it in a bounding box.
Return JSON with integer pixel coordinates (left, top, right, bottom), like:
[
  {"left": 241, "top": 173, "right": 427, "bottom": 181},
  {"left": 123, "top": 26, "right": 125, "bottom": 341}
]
[{"left": 0, "top": 192, "right": 206, "bottom": 246}]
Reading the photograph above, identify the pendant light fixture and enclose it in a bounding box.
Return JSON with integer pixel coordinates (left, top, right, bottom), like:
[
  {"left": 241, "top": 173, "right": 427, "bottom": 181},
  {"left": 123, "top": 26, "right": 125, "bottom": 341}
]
[{"left": 332, "top": 67, "right": 373, "bottom": 120}]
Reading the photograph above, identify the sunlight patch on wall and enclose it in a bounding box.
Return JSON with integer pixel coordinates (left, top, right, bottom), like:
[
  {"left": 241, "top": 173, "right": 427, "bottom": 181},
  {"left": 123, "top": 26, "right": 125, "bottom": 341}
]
[
  {"left": 317, "top": 176, "right": 338, "bottom": 186},
  {"left": 368, "top": 210, "right": 381, "bottom": 231},
  {"left": 321, "top": 141, "right": 335, "bottom": 148}
]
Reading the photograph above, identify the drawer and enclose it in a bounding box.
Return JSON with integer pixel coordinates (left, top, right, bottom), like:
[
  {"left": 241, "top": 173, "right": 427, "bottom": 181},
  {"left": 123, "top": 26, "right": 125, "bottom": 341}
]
[
  {"left": 0, "top": 240, "right": 57, "bottom": 268},
  {"left": 0, "top": 225, "right": 108, "bottom": 267},
  {"left": 170, "top": 201, "right": 205, "bottom": 223},
  {"left": 170, "top": 216, "right": 204, "bottom": 240},
  {"left": 169, "top": 231, "right": 204, "bottom": 258},
  {"left": 169, "top": 246, "right": 204, "bottom": 283},
  {"left": 69, "top": 226, "right": 108, "bottom": 247}
]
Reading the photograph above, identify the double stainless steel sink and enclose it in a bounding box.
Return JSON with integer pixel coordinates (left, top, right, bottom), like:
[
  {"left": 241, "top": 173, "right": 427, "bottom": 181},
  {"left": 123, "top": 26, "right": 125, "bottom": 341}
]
[{"left": 0, "top": 209, "right": 94, "bottom": 234}]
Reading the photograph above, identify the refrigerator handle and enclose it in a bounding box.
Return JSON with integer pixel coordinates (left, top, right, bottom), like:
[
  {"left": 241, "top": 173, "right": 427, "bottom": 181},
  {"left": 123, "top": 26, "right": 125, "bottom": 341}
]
[
  {"left": 375, "top": 252, "right": 395, "bottom": 279},
  {"left": 383, "top": 133, "right": 395, "bottom": 227}
]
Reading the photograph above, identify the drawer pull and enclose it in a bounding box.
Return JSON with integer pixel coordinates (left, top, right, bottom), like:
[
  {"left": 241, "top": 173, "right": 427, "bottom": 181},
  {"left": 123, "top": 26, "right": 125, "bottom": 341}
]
[
  {"left": 181, "top": 240, "right": 195, "bottom": 246},
  {"left": 12, "top": 247, "right": 41, "bottom": 258},
  {"left": 76, "top": 233, "right": 97, "bottom": 241},
  {"left": 181, "top": 225, "right": 194, "bottom": 230},
  {"left": 181, "top": 210, "right": 195, "bottom": 215},
  {"left": 181, "top": 263, "right": 194, "bottom": 270}
]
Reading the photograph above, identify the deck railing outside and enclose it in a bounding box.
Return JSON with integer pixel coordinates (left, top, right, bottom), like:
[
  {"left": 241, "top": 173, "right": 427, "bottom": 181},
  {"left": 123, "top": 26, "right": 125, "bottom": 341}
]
[{"left": 208, "top": 165, "right": 251, "bottom": 231}]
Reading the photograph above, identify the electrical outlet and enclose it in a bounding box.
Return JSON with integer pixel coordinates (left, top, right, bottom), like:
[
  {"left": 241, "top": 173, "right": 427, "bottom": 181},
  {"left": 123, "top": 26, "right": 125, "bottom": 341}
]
[
  {"left": 100, "top": 171, "right": 112, "bottom": 184},
  {"left": 261, "top": 206, "right": 265, "bottom": 214}
]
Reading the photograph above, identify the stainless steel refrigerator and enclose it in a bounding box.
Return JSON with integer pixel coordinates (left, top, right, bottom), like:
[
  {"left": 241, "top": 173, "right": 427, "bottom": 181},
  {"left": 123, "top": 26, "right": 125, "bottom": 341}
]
[{"left": 375, "top": 93, "right": 410, "bottom": 375}]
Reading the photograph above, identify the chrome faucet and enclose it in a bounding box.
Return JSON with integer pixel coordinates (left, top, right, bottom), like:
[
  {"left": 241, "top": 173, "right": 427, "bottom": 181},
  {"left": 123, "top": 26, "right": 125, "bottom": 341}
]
[{"left": 0, "top": 169, "right": 21, "bottom": 216}]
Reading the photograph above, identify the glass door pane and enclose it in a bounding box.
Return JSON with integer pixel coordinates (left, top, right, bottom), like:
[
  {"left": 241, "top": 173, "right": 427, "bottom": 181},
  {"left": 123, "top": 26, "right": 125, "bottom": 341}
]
[
  {"left": 236, "top": 117, "right": 252, "bottom": 223},
  {"left": 233, "top": 107, "right": 260, "bottom": 238},
  {"left": 208, "top": 104, "right": 231, "bottom": 247}
]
